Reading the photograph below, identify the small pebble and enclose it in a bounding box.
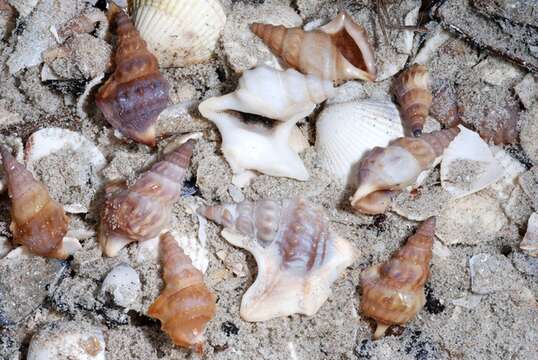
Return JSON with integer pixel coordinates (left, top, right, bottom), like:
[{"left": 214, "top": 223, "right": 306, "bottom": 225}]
[
  {"left": 469, "top": 253, "right": 520, "bottom": 295},
  {"left": 101, "top": 263, "right": 141, "bottom": 308}
]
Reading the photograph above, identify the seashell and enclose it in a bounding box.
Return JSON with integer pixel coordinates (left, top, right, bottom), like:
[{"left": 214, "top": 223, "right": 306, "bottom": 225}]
[
  {"left": 99, "top": 140, "right": 194, "bottom": 257},
  {"left": 100, "top": 263, "right": 141, "bottom": 308},
  {"left": 477, "top": 101, "right": 520, "bottom": 145},
  {"left": 315, "top": 99, "right": 404, "bottom": 185},
  {"left": 0, "top": 146, "right": 79, "bottom": 259},
  {"left": 521, "top": 213, "right": 538, "bottom": 257},
  {"left": 95, "top": 4, "right": 170, "bottom": 146},
  {"left": 198, "top": 197, "right": 359, "bottom": 321},
  {"left": 251, "top": 11, "right": 376, "bottom": 84},
  {"left": 350, "top": 128, "right": 460, "bottom": 214},
  {"left": 148, "top": 232, "right": 216, "bottom": 353},
  {"left": 353, "top": 190, "right": 395, "bottom": 215},
  {"left": 24, "top": 128, "right": 107, "bottom": 214},
  {"left": 199, "top": 66, "right": 335, "bottom": 182},
  {"left": 430, "top": 81, "right": 462, "bottom": 128},
  {"left": 360, "top": 217, "right": 435, "bottom": 339},
  {"left": 440, "top": 125, "right": 503, "bottom": 198},
  {"left": 129, "top": 0, "right": 226, "bottom": 67},
  {"left": 393, "top": 64, "right": 432, "bottom": 137}
]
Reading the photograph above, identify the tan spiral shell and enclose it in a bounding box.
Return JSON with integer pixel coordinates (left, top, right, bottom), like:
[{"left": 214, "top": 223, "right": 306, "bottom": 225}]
[
  {"left": 360, "top": 217, "right": 436, "bottom": 339},
  {"left": 99, "top": 140, "right": 194, "bottom": 257},
  {"left": 148, "top": 232, "right": 216, "bottom": 353},
  {"left": 351, "top": 128, "right": 460, "bottom": 214},
  {"left": 250, "top": 11, "right": 376, "bottom": 84},
  {"left": 1, "top": 146, "right": 70, "bottom": 259}
]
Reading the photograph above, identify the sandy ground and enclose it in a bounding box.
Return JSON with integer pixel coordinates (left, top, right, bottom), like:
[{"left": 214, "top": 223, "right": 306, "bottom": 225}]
[{"left": 0, "top": 0, "right": 537, "bottom": 359}]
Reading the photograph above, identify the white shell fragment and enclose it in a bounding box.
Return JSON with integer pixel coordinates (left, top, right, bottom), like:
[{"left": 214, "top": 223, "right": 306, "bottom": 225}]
[
  {"left": 24, "top": 128, "right": 107, "bottom": 213},
  {"left": 27, "top": 321, "right": 106, "bottom": 360},
  {"left": 199, "top": 66, "right": 335, "bottom": 182},
  {"left": 441, "top": 126, "right": 503, "bottom": 198},
  {"left": 521, "top": 213, "right": 538, "bottom": 257},
  {"left": 130, "top": 0, "right": 226, "bottom": 67},
  {"left": 101, "top": 263, "right": 141, "bottom": 308},
  {"left": 315, "top": 99, "right": 404, "bottom": 185}
]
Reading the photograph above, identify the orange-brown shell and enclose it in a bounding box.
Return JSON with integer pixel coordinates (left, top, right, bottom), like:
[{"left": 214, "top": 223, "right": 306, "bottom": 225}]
[
  {"left": 250, "top": 11, "right": 376, "bottom": 84},
  {"left": 1, "top": 147, "right": 69, "bottom": 259},
  {"left": 393, "top": 64, "right": 432, "bottom": 137},
  {"left": 95, "top": 5, "right": 169, "bottom": 146},
  {"left": 360, "top": 217, "right": 435, "bottom": 339},
  {"left": 352, "top": 190, "right": 394, "bottom": 215},
  {"left": 148, "top": 232, "right": 216, "bottom": 353}
]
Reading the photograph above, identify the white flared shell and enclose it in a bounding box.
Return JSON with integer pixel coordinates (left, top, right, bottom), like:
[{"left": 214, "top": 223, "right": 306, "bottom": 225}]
[
  {"left": 440, "top": 125, "right": 503, "bottom": 198},
  {"left": 129, "top": 0, "right": 226, "bottom": 67},
  {"left": 521, "top": 213, "right": 538, "bottom": 257},
  {"left": 315, "top": 99, "right": 404, "bottom": 185}
]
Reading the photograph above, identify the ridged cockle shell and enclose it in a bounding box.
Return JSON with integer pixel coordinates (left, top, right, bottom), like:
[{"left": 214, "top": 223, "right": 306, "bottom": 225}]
[
  {"left": 95, "top": 4, "right": 170, "bottom": 146},
  {"left": 99, "top": 140, "right": 194, "bottom": 257},
  {"left": 251, "top": 11, "right": 376, "bottom": 84},
  {"left": 198, "top": 198, "right": 359, "bottom": 321},
  {"left": 360, "top": 217, "right": 435, "bottom": 339},
  {"left": 351, "top": 128, "right": 460, "bottom": 214},
  {"left": 148, "top": 232, "right": 216, "bottom": 353}
]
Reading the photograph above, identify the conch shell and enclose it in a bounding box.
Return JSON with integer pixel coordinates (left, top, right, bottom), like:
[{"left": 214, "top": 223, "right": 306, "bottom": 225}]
[
  {"left": 148, "top": 232, "right": 216, "bottom": 353},
  {"left": 95, "top": 4, "right": 170, "bottom": 146},
  {"left": 351, "top": 128, "right": 460, "bottom": 214},
  {"left": 198, "top": 198, "right": 359, "bottom": 321},
  {"left": 0, "top": 146, "right": 75, "bottom": 259},
  {"left": 360, "top": 217, "right": 435, "bottom": 339},
  {"left": 129, "top": 0, "right": 226, "bottom": 67},
  {"left": 251, "top": 11, "right": 376, "bottom": 84},
  {"left": 393, "top": 64, "right": 432, "bottom": 136},
  {"left": 199, "top": 66, "right": 335, "bottom": 182},
  {"left": 99, "top": 140, "right": 194, "bottom": 257}
]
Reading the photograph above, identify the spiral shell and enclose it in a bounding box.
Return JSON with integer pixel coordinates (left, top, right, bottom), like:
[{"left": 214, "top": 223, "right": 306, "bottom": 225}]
[
  {"left": 351, "top": 128, "right": 460, "bottom": 214},
  {"left": 99, "top": 140, "right": 194, "bottom": 257},
  {"left": 95, "top": 4, "right": 170, "bottom": 146},
  {"left": 393, "top": 64, "right": 432, "bottom": 137},
  {"left": 148, "top": 232, "right": 216, "bottom": 353},
  {"left": 360, "top": 217, "right": 435, "bottom": 339},
  {"left": 251, "top": 11, "right": 376, "bottom": 84},
  {"left": 129, "top": 0, "right": 226, "bottom": 67},
  {"left": 198, "top": 197, "right": 358, "bottom": 321},
  {"left": 0, "top": 146, "right": 71, "bottom": 259}
]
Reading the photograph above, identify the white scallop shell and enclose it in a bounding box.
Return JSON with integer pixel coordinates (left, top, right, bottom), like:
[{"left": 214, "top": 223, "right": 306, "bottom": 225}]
[
  {"left": 130, "top": 0, "right": 226, "bottom": 67},
  {"left": 440, "top": 125, "right": 503, "bottom": 198},
  {"left": 315, "top": 99, "right": 404, "bottom": 185}
]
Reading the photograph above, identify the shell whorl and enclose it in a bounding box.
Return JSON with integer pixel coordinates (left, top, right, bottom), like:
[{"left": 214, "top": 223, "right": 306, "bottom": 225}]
[
  {"left": 394, "top": 64, "right": 432, "bottom": 137},
  {"left": 360, "top": 217, "right": 435, "bottom": 339},
  {"left": 148, "top": 232, "right": 216, "bottom": 353},
  {"left": 99, "top": 140, "right": 194, "bottom": 257},
  {"left": 1, "top": 146, "right": 69, "bottom": 259}
]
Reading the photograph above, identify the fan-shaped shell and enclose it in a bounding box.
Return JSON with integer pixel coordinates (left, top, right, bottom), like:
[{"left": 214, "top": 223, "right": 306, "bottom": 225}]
[
  {"left": 129, "top": 0, "right": 226, "bottom": 67},
  {"left": 315, "top": 99, "right": 404, "bottom": 185}
]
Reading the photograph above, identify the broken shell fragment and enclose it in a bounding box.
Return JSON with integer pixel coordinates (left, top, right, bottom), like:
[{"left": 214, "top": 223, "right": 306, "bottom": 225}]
[
  {"left": 198, "top": 198, "right": 359, "bottom": 321},
  {"left": 95, "top": 5, "right": 170, "bottom": 146},
  {"left": 440, "top": 126, "right": 503, "bottom": 198},
  {"left": 393, "top": 64, "right": 432, "bottom": 137},
  {"left": 148, "top": 232, "right": 216, "bottom": 353},
  {"left": 351, "top": 128, "right": 460, "bottom": 214},
  {"left": 0, "top": 146, "right": 76, "bottom": 259},
  {"left": 315, "top": 99, "right": 404, "bottom": 185},
  {"left": 199, "top": 66, "right": 335, "bottom": 181},
  {"left": 99, "top": 140, "right": 194, "bottom": 257},
  {"left": 360, "top": 217, "right": 435, "bottom": 339},
  {"left": 251, "top": 11, "right": 376, "bottom": 83},
  {"left": 521, "top": 213, "right": 538, "bottom": 257},
  {"left": 129, "top": 0, "right": 226, "bottom": 67}
]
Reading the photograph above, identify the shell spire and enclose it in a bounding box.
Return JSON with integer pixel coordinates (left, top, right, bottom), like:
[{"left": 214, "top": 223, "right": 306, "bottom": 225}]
[
  {"left": 250, "top": 11, "right": 376, "bottom": 84},
  {"left": 198, "top": 198, "right": 359, "bottom": 321},
  {"left": 0, "top": 146, "right": 72, "bottom": 259},
  {"left": 99, "top": 140, "right": 194, "bottom": 257},
  {"left": 351, "top": 128, "right": 460, "bottom": 214},
  {"left": 360, "top": 217, "right": 436, "bottom": 339},
  {"left": 95, "top": 4, "right": 170, "bottom": 146},
  {"left": 394, "top": 64, "right": 432, "bottom": 137},
  {"left": 148, "top": 232, "right": 216, "bottom": 353}
]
